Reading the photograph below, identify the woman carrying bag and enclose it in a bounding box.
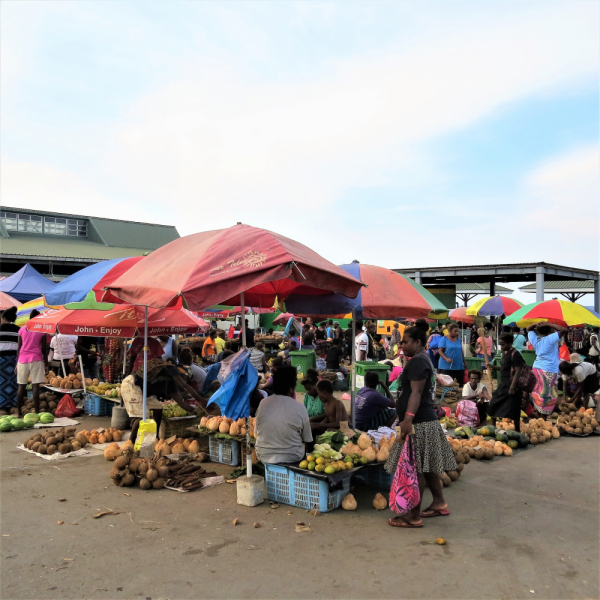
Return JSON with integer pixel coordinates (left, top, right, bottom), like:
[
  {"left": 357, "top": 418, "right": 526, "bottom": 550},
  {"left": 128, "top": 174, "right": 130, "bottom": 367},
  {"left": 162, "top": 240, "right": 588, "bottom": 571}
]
[{"left": 386, "top": 326, "right": 457, "bottom": 528}]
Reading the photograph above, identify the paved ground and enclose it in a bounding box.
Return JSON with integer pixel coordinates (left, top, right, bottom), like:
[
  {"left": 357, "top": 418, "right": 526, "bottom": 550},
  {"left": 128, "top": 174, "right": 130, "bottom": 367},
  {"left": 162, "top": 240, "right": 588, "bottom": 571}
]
[{"left": 1, "top": 415, "right": 598, "bottom": 600}]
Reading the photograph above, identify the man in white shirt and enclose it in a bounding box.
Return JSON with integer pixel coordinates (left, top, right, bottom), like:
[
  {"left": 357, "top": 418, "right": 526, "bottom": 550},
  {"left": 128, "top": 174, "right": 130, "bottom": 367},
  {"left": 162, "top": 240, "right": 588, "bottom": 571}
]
[
  {"left": 50, "top": 334, "right": 78, "bottom": 377},
  {"left": 355, "top": 320, "right": 369, "bottom": 361}
]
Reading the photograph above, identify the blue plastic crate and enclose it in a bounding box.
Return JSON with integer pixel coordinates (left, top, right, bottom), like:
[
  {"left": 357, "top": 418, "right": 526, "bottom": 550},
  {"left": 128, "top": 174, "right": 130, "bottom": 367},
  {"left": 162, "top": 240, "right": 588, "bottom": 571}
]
[
  {"left": 264, "top": 464, "right": 352, "bottom": 512},
  {"left": 352, "top": 464, "right": 393, "bottom": 490},
  {"left": 83, "top": 394, "right": 114, "bottom": 417},
  {"left": 208, "top": 436, "right": 241, "bottom": 466}
]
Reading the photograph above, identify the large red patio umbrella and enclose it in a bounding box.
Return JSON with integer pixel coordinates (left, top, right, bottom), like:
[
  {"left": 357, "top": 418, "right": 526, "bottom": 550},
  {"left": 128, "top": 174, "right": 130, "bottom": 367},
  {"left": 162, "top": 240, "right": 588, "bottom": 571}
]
[
  {"left": 104, "top": 223, "right": 362, "bottom": 310},
  {"left": 448, "top": 307, "right": 475, "bottom": 324},
  {"left": 272, "top": 312, "right": 295, "bottom": 325},
  {"left": 26, "top": 305, "right": 209, "bottom": 336}
]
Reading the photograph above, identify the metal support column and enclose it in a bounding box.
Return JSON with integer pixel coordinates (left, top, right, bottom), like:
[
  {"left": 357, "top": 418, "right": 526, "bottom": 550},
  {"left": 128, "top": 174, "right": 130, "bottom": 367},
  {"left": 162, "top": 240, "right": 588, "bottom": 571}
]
[
  {"left": 594, "top": 278, "right": 600, "bottom": 313},
  {"left": 536, "top": 267, "right": 545, "bottom": 303},
  {"left": 414, "top": 271, "right": 422, "bottom": 284},
  {"left": 490, "top": 279, "right": 496, "bottom": 297}
]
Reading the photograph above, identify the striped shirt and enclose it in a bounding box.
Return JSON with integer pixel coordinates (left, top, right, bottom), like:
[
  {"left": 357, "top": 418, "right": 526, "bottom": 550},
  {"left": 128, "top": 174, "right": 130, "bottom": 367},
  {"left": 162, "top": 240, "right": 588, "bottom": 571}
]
[{"left": 0, "top": 323, "right": 20, "bottom": 356}]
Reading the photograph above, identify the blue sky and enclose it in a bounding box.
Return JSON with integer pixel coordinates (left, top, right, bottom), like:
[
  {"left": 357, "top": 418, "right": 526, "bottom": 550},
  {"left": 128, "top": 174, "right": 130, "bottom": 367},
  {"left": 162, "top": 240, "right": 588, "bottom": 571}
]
[{"left": 1, "top": 1, "right": 598, "bottom": 303}]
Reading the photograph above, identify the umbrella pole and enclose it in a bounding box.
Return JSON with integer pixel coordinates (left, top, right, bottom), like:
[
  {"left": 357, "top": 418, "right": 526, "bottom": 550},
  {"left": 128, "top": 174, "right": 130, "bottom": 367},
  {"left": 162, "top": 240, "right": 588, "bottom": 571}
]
[
  {"left": 241, "top": 292, "right": 247, "bottom": 348},
  {"left": 350, "top": 309, "right": 356, "bottom": 428},
  {"left": 142, "top": 306, "right": 148, "bottom": 422},
  {"left": 122, "top": 339, "right": 127, "bottom": 377}
]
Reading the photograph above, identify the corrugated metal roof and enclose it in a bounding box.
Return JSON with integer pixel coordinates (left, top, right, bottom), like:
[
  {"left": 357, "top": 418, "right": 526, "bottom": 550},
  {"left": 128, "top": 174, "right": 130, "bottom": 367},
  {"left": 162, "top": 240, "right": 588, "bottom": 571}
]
[
  {"left": 91, "top": 218, "right": 178, "bottom": 250},
  {"left": 520, "top": 280, "right": 594, "bottom": 291},
  {"left": 455, "top": 283, "right": 512, "bottom": 292},
  {"left": 0, "top": 235, "right": 150, "bottom": 261}
]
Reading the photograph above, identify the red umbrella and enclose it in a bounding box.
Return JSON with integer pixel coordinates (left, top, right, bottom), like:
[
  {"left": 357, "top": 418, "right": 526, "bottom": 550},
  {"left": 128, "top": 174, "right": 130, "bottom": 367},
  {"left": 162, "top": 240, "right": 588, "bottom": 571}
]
[
  {"left": 26, "top": 305, "right": 209, "bottom": 336},
  {"left": 0, "top": 291, "right": 22, "bottom": 310},
  {"left": 272, "top": 312, "right": 295, "bottom": 325},
  {"left": 230, "top": 306, "right": 275, "bottom": 315},
  {"left": 448, "top": 307, "right": 475, "bottom": 324},
  {"left": 104, "top": 224, "right": 362, "bottom": 309}
]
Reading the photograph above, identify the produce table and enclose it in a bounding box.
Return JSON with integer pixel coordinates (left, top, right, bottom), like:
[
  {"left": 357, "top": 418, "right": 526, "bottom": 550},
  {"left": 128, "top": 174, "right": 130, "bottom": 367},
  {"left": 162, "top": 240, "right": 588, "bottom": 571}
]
[{"left": 43, "top": 385, "right": 84, "bottom": 396}]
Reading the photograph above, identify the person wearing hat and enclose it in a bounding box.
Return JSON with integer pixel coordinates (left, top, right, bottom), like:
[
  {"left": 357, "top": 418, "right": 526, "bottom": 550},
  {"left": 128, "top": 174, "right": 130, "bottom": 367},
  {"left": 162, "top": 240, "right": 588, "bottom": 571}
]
[{"left": 558, "top": 354, "right": 599, "bottom": 411}]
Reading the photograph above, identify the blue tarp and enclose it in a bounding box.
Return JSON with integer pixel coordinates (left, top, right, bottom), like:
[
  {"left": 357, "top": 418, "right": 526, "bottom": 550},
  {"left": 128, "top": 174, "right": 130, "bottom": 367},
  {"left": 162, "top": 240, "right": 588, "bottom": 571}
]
[
  {"left": 0, "top": 264, "right": 56, "bottom": 303},
  {"left": 44, "top": 257, "right": 130, "bottom": 306},
  {"left": 207, "top": 350, "right": 258, "bottom": 421}
]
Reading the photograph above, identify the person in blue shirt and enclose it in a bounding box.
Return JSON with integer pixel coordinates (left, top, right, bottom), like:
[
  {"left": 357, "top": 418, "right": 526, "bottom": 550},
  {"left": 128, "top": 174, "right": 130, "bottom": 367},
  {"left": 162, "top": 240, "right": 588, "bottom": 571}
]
[
  {"left": 527, "top": 322, "right": 567, "bottom": 417},
  {"left": 437, "top": 323, "right": 465, "bottom": 384},
  {"left": 512, "top": 327, "right": 527, "bottom": 352}
]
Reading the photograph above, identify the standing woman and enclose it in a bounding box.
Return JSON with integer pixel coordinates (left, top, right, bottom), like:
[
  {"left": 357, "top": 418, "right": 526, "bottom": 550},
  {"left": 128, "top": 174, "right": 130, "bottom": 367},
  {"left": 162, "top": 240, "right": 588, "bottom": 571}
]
[
  {"left": 388, "top": 326, "right": 457, "bottom": 528},
  {"left": 390, "top": 322, "right": 402, "bottom": 358},
  {"left": 488, "top": 333, "right": 525, "bottom": 431},
  {"left": 437, "top": 324, "right": 466, "bottom": 385},
  {"left": 0, "top": 307, "right": 20, "bottom": 411},
  {"left": 527, "top": 323, "right": 566, "bottom": 418}
]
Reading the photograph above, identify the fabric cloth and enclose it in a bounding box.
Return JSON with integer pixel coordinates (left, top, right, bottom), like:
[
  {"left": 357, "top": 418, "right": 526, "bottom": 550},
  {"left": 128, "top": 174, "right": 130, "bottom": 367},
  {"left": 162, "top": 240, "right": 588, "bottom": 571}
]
[
  {"left": 355, "top": 386, "right": 396, "bottom": 431},
  {"left": 531, "top": 368, "right": 559, "bottom": 415},
  {"left": 365, "top": 407, "right": 396, "bottom": 430},
  {"left": 121, "top": 374, "right": 164, "bottom": 418},
  {"left": 437, "top": 337, "right": 464, "bottom": 371},
  {"left": 303, "top": 393, "right": 324, "bottom": 418},
  {"left": 389, "top": 365, "right": 402, "bottom": 383},
  {"left": 255, "top": 394, "right": 313, "bottom": 464},
  {"left": 102, "top": 337, "right": 122, "bottom": 383},
  {"left": 0, "top": 322, "right": 20, "bottom": 356},
  {"left": 249, "top": 348, "right": 265, "bottom": 372},
  {"left": 129, "top": 337, "right": 164, "bottom": 372},
  {"left": 18, "top": 328, "right": 45, "bottom": 363},
  {"left": 488, "top": 349, "right": 526, "bottom": 420},
  {"left": 437, "top": 368, "right": 466, "bottom": 386},
  {"left": 17, "top": 360, "right": 45, "bottom": 385},
  {"left": 50, "top": 334, "right": 78, "bottom": 360},
  {"left": 0, "top": 355, "right": 18, "bottom": 408},
  {"left": 528, "top": 331, "right": 560, "bottom": 372},
  {"left": 396, "top": 352, "right": 438, "bottom": 424},
  {"left": 412, "top": 421, "right": 458, "bottom": 474},
  {"left": 325, "top": 346, "right": 343, "bottom": 370},
  {"left": 513, "top": 333, "right": 527, "bottom": 352}
]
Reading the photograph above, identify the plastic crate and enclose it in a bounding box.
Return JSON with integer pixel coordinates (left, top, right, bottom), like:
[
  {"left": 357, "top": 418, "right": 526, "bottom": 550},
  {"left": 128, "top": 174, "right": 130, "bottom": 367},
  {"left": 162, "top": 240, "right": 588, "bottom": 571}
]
[
  {"left": 83, "top": 394, "right": 114, "bottom": 417},
  {"left": 353, "top": 465, "right": 393, "bottom": 490},
  {"left": 208, "top": 435, "right": 241, "bottom": 466},
  {"left": 264, "top": 463, "right": 351, "bottom": 512},
  {"left": 159, "top": 416, "right": 200, "bottom": 439}
]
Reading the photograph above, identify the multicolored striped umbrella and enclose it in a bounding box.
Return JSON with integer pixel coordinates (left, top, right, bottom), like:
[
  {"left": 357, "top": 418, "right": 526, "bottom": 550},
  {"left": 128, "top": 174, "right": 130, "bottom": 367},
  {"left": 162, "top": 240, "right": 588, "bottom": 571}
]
[
  {"left": 504, "top": 299, "right": 600, "bottom": 328},
  {"left": 466, "top": 295, "right": 523, "bottom": 317}
]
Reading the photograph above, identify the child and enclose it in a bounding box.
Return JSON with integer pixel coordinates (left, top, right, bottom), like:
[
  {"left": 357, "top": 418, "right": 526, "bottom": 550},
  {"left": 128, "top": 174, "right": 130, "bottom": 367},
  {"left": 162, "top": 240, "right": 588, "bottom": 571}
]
[
  {"left": 301, "top": 376, "right": 324, "bottom": 418},
  {"left": 462, "top": 369, "right": 491, "bottom": 425},
  {"left": 310, "top": 380, "right": 349, "bottom": 432}
]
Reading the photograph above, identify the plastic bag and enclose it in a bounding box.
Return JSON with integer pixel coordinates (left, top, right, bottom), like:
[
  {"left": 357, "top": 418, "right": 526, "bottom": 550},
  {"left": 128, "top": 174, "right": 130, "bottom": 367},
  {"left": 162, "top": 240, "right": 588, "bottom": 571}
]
[
  {"left": 389, "top": 435, "right": 420, "bottom": 515},
  {"left": 455, "top": 399, "right": 479, "bottom": 427},
  {"left": 55, "top": 394, "right": 80, "bottom": 418}
]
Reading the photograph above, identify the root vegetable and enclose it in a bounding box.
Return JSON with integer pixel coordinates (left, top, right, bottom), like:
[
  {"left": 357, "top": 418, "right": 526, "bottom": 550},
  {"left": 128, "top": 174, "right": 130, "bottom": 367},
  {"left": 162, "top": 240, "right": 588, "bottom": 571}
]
[
  {"left": 341, "top": 494, "right": 357, "bottom": 510},
  {"left": 373, "top": 493, "right": 387, "bottom": 510}
]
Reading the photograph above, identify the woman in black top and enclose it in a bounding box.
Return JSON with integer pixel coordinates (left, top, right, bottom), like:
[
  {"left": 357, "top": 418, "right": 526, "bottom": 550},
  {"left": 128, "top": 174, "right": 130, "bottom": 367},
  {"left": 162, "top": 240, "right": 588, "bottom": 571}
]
[
  {"left": 0, "top": 306, "right": 20, "bottom": 410},
  {"left": 302, "top": 325, "right": 315, "bottom": 349},
  {"left": 488, "top": 333, "right": 525, "bottom": 431},
  {"left": 388, "top": 326, "right": 457, "bottom": 529}
]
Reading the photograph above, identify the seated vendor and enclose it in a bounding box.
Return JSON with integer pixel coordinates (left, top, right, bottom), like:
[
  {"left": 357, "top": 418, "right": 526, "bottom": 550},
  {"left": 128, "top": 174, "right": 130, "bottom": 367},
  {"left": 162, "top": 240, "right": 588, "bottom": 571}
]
[
  {"left": 121, "top": 357, "right": 207, "bottom": 444},
  {"left": 462, "top": 369, "right": 492, "bottom": 425},
  {"left": 302, "top": 375, "right": 324, "bottom": 418},
  {"left": 259, "top": 357, "right": 284, "bottom": 395},
  {"left": 255, "top": 366, "right": 313, "bottom": 464},
  {"left": 310, "top": 380, "right": 349, "bottom": 433},
  {"left": 354, "top": 371, "right": 397, "bottom": 431},
  {"left": 325, "top": 338, "right": 347, "bottom": 374}
]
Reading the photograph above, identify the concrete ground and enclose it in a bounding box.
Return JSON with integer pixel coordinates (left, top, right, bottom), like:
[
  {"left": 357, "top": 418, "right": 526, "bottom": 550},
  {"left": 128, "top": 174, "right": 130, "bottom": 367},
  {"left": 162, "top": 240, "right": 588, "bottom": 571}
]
[{"left": 1, "top": 415, "right": 598, "bottom": 600}]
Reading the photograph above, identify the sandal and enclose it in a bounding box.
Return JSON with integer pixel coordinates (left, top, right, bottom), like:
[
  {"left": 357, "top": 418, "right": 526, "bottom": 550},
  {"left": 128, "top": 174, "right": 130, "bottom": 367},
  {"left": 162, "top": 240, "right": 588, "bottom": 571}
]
[
  {"left": 388, "top": 516, "right": 423, "bottom": 528},
  {"left": 421, "top": 508, "right": 450, "bottom": 518}
]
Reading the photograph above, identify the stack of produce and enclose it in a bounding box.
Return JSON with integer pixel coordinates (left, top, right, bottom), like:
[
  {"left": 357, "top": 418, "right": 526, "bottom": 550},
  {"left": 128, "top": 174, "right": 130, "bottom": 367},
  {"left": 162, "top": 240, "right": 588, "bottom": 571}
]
[
  {"left": 439, "top": 415, "right": 457, "bottom": 429},
  {"left": 438, "top": 440, "right": 469, "bottom": 486},
  {"left": 47, "top": 372, "right": 93, "bottom": 390},
  {"left": 317, "top": 371, "right": 338, "bottom": 382},
  {"left": 255, "top": 334, "right": 282, "bottom": 343},
  {"left": 21, "top": 427, "right": 86, "bottom": 454},
  {"left": 155, "top": 437, "right": 206, "bottom": 457},
  {"left": 449, "top": 429, "right": 524, "bottom": 459},
  {"left": 497, "top": 418, "right": 560, "bottom": 444},
  {"left": 16, "top": 391, "right": 60, "bottom": 417},
  {"left": 78, "top": 427, "right": 125, "bottom": 444},
  {"left": 555, "top": 405, "right": 599, "bottom": 436},
  {"left": 315, "top": 430, "right": 352, "bottom": 451},
  {"left": 108, "top": 450, "right": 216, "bottom": 490},
  {"left": 162, "top": 400, "right": 193, "bottom": 418},
  {"left": 86, "top": 382, "right": 121, "bottom": 398},
  {"left": 0, "top": 412, "right": 54, "bottom": 432},
  {"left": 199, "top": 416, "right": 250, "bottom": 437},
  {"left": 300, "top": 443, "right": 351, "bottom": 473}
]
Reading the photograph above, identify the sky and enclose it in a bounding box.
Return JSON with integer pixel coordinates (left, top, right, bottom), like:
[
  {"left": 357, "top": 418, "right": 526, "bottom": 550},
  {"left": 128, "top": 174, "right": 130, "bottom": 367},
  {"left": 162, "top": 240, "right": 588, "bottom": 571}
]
[{"left": 1, "top": 0, "right": 599, "bottom": 305}]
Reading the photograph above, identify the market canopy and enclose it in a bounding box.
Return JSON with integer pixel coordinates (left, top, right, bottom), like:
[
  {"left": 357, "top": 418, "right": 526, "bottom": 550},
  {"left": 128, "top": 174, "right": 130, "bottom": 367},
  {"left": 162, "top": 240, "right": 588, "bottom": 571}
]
[
  {"left": 0, "top": 264, "right": 56, "bottom": 303},
  {"left": 503, "top": 299, "right": 600, "bottom": 328},
  {"left": 286, "top": 262, "right": 447, "bottom": 320},
  {"left": 26, "top": 304, "right": 210, "bottom": 337},
  {"left": 44, "top": 256, "right": 144, "bottom": 307},
  {"left": 104, "top": 223, "right": 363, "bottom": 309},
  {"left": 0, "top": 292, "right": 22, "bottom": 310}
]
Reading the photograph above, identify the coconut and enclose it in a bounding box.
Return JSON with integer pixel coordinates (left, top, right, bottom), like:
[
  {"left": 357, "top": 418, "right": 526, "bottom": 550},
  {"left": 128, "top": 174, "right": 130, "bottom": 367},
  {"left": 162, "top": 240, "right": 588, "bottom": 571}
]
[
  {"left": 146, "top": 467, "right": 158, "bottom": 482},
  {"left": 129, "top": 458, "right": 143, "bottom": 473},
  {"left": 376, "top": 446, "right": 389, "bottom": 462},
  {"left": 47, "top": 445, "right": 57, "bottom": 455},
  {"left": 439, "top": 472, "right": 451, "bottom": 487},
  {"left": 373, "top": 493, "right": 387, "bottom": 510},
  {"left": 121, "top": 472, "right": 135, "bottom": 487},
  {"left": 362, "top": 446, "right": 377, "bottom": 462},
  {"left": 71, "top": 441, "right": 82, "bottom": 451},
  {"left": 207, "top": 417, "right": 220, "bottom": 432},
  {"left": 114, "top": 454, "right": 130, "bottom": 469},
  {"left": 104, "top": 432, "right": 113, "bottom": 443},
  {"left": 341, "top": 493, "right": 357, "bottom": 510},
  {"left": 357, "top": 433, "right": 372, "bottom": 450},
  {"left": 188, "top": 440, "right": 200, "bottom": 454},
  {"left": 158, "top": 466, "right": 169, "bottom": 479},
  {"left": 138, "top": 462, "right": 149, "bottom": 476},
  {"left": 229, "top": 422, "right": 240, "bottom": 436},
  {"left": 152, "top": 478, "right": 165, "bottom": 489},
  {"left": 38, "top": 444, "right": 48, "bottom": 455},
  {"left": 447, "top": 470, "right": 459, "bottom": 481},
  {"left": 139, "top": 478, "right": 152, "bottom": 490},
  {"left": 171, "top": 443, "right": 185, "bottom": 454},
  {"left": 200, "top": 416, "right": 208, "bottom": 428},
  {"left": 104, "top": 446, "right": 118, "bottom": 461},
  {"left": 219, "top": 420, "right": 230, "bottom": 434}
]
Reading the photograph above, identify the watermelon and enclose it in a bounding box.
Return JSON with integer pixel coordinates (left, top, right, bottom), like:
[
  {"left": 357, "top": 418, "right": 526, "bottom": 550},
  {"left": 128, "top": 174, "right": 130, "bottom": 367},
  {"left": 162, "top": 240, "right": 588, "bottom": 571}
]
[
  {"left": 507, "top": 440, "right": 518, "bottom": 449},
  {"left": 11, "top": 419, "right": 26, "bottom": 430},
  {"left": 495, "top": 433, "right": 508, "bottom": 443},
  {"left": 487, "top": 425, "right": 496, "bottom": 435},
  {"left": 39, "top": 413, "right": 55, "bottom": 424},
  {"left": 0, "top": 421, "right": 13, "bottom": 432},
  {"left": 23, "top": 413, "right": 40, "bottom": 424},
  {"left": 478, "top": 426, "right": 490, "bottom": 436},
  {"left": 517, "top": 434, "right": 529, "bottom": 448},
  {"left": 506, "top": 430, "right": 520, "bottom": 441}
]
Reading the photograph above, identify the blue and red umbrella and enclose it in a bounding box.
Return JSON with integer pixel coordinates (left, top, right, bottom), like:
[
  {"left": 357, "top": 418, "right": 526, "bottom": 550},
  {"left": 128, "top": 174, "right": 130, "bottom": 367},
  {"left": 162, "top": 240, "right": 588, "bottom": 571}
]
[{"left": 466, "top": 295, "right": 523, "bottom": 317}]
